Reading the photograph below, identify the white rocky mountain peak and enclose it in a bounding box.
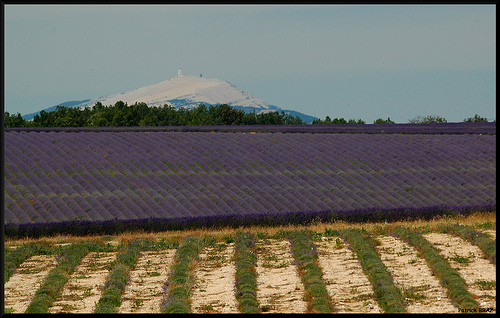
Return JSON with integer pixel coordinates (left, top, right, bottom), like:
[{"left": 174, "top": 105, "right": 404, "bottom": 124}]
[
  {"left": 23, "top": 67, "right": 317, "bottom": 123},
  {"left": 76, "top": 67, "right": 272, "bottom": 111}
]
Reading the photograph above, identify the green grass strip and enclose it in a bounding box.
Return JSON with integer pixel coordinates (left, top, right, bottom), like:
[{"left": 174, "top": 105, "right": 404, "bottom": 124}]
[
  {"left": 94, "top": 238, "right": 149, "bottom": 313},
  {"left": 340, "top": 228, "right": 406, "bottom": 313},
  {"left": 392, "top": 226, "right": 480, "bottom": 309},
  {"left": 437, "top": 223, "right": 496, "bottom": 264},
  {"left": 161, "top": 236, "right": 201, "bottom": 313},
  {"left": 287, "top": 230, "right": 334, "bottom": 313},
  {"left": 25, "top": 241, "right": 98, "bottom": 313},
  {"left": 234, "top": 232, "right": 260, "bottom": 313}
]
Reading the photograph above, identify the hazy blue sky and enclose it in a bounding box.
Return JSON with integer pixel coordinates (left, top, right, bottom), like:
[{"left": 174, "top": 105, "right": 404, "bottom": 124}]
[{"left": 4, "top": 4, "right": 496, "bottom": 123}]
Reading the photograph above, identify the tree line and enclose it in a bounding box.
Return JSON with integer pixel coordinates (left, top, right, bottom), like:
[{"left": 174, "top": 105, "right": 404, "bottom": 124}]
[
  {"left": 4, "top": 102, "right": 305, "bottom": 128},
  {"left": 3, "top": 101, "right": 491, "bottom": 128}
]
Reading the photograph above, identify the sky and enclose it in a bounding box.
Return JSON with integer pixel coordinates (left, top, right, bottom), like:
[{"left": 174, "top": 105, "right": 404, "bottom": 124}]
[{"left": 3, "top": 4, "right": 496, "bottom": 123}]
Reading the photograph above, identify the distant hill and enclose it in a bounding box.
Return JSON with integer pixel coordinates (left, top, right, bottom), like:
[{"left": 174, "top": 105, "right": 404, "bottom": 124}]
[
  {"left": 23, "top": 70, "right": 318, "bottom": 123},
  {"left": 22, "top": 99, "right": 91, "bottom": 121}
]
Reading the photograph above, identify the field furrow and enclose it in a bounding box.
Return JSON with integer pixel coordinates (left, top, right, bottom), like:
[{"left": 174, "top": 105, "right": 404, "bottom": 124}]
[
  {"left": 3, "top": 219, "right": 496, "bottom": 314},
  {"left": 374, "top": 235, "right": 457, "bottom": 313},
  {"left": 316, "top": 237, "right": 382, "bottom": 313},
  {"left": 118, "top": 249, "right": 176, "bottom": 313},
  {"left": 255, "top": 239, "right": 307, "bottom": 313},
  {"left": 4, "top": 255, "right": 59, "bottom": 313},
  {"left": 48, "top": 251, "right": 117, "bottom": 313},
  {"left": 481, "top": 229, "right": 496, "bottom": 240},
  {"left": 191, "top": 243, "right": 239, "bottom": 313},
  {"left": 422, "top": 233, "right": 496, "bottom": 309}
]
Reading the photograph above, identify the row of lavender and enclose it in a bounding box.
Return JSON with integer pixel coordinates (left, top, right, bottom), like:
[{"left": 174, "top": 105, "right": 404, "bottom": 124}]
[
  {"left": 4, "top": 129, "right": 496, "bottom": 237},
  {"left": 4, "top": 121, "right": 496, "bottom": 134}
]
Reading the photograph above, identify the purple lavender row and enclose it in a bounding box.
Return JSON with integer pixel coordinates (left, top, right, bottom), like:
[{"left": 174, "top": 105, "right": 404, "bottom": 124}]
[{"left": 5, "top": 134, "right": 494, "bottom": 202}]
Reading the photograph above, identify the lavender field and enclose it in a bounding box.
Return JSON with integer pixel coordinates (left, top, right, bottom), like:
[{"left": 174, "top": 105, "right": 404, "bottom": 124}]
[{"left": 4, "top": 123, "right": 496, "bottom": 237}]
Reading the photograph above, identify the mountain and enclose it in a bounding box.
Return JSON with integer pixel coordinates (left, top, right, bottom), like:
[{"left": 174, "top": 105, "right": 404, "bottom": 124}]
[
  {"left": 23, "top": 70, "right": 318, "bottom": 123},
  {"left": 22, "top": 99, "right": 91, "bottom": 121}
]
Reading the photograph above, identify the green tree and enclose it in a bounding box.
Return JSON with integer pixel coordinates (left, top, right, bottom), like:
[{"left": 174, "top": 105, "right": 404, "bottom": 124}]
[
  {"left": 256, "top": 111, "right": 283, "bottom": 125},
  {"left": 88, "top": 112, "right": 109, "bottom": 126},
  {"left": 408, "top": 115, "right": 447, "bottom": 124},
  {"left": 242, "top": 111, "right": 258, "bottom": 125},
  {"left": 464, "top": 114, "right": 488, "bottom": 122},
  {"left": 312, "top": 116, "right": 364, "bottom": 125},
  {"left": 4, "top": 112, "right": 28, "bottom": 127},
  {"left": 331, "top": 117, "right": 347, "bottom": 124},
  {"left": 373, "top": 117, "right": 395, "bottom": 124},
  {"left": 93, "top": 101, "right": 105, "bottom": 111},
  {"left": 185, "top": 104, "right": 208, "bottom": 125},
  {"left": 139, "top": 107, "right": 160, "bottom": 126},
  {"left": 156, "top": 104, "right": 180, "bottom": 126},
  {"left": 32, "top": 109, "right": 51, "bottom": 126},
  {"left": 208, "top": 104, "right": 245, "bottom": 125},
  {"left": 347, "top": 118, "right": 365, "bottom": 124},
  {"left": 283, "top": 112, "right": 305, "bottom": 125}
]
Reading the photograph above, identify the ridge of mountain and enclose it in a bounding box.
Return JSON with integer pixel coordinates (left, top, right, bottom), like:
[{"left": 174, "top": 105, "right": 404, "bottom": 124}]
[
  {"left": 22, "top": 73, "right": 318, "bottom": 123},
  {"left": 21, "top": 99, "right": 91, "bottom": 121}
]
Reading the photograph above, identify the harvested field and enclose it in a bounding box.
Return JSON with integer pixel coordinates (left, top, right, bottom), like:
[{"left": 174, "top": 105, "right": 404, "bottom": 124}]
[
  {"left": 316, "top": 237, "right": 382, "bottom": 313},
  {"left": 49, "top": 252, "right": 117, "bottom": 313},
  {"left": 118, "top": 249, "right": 176, "bottom": 313},
  {"left": 374, "top": 235, "right": 456, "bottom": 313},
  {"left": 255, "top": 239, "right": 307, "bottom": 313},
  {"left": 4, "top": 215, "right": 496, "bottom": 314},
  {"left": 422, "top": 233, "right": 496, "bottom": 309},
  {"left": 4, "top": 255, "right": 59, "bottom": 314},
  {"left": 191, "top": 243, "right": 238, "bottom": 313}
]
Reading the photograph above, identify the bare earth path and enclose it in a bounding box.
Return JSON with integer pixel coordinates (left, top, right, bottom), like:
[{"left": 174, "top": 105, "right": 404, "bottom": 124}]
[
  {"left": 49, "top": 251, "right": 117, "bottom": 313},
  {"left": 255, "top": 239, "right": 307, "bottom": 313},
  {"left": 422, "top": 233, "right": 496, "bottom": 309},
  {"left": 4, "top": 255, "right": 59, "bottom": 313},
  {"left": 191, "top": 243, "right": 239, "bottom": 313},
  {"left": 316, "top": 237, "right": 382, "bottom": 313},
  {"left": 118, "top": 249, "right": 176, "bottom": 313},
  {"left": 374, "top": 235, "right": 457, "bottom": 313},
  {"left": 481, "top": 229, "right": 496, "bottom": 240}
]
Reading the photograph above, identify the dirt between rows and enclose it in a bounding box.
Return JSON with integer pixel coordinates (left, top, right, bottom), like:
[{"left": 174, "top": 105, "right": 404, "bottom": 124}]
[
  {"left": 191, "top": 243, "right": 239, "bottom": 313},
  {"left": 482, "top": 229, "right": 496, "bottom": 240},
  {"left": 254, "top": 239, "right": 308, "bottom": 313},
  {"left": 316, "top": 237, "right": 383, "bottom": 313},
  {"left": 375, "top": 235, "right": 456, "bottom": 313},
  {"left": 118, "top": 249, "right": 176, "bottom": 313},
  {"left": 4, "top": 233, "right": 496, "bottom": 313},
  {"left": 4, "top": 254, "right": 59, "bottom": 313},
  {"left": 422, "top": 233, "right": 496, "bottom": 309},
  {"left": 49, "top": 252, "right": 117, "bottom": 313}
]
